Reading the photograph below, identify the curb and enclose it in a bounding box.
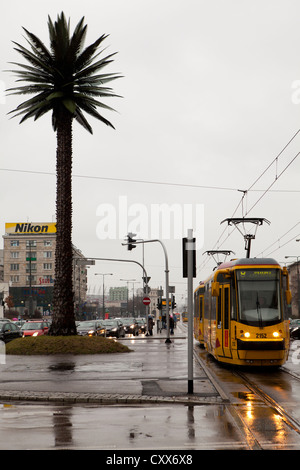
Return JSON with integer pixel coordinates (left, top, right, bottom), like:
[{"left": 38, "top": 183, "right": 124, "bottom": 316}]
[{"left": 0, "top": 390, "right": 224, "bottom": 405}]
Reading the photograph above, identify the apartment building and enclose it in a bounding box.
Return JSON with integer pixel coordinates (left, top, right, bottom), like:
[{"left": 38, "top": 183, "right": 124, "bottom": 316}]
[{"left": 3, "top": 222, "right": 87, "bottom": 314}]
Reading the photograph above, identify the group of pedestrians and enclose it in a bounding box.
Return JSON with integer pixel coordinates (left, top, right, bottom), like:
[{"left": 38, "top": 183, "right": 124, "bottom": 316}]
[{"left": 147, "top": 314, "right": 176, "bottom": 335}]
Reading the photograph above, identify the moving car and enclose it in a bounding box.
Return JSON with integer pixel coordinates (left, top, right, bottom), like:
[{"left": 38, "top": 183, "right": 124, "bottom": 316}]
[
  {"left": 135, "top": 317, "right": 146, "bottom": 334},
  {"left": 0, "top": 321, "right": 22, "bottom": 343},
  {"left": 77, "top": 320, "right": 106, "bottom": 337},
  {"left": 102, "top": 319, "right": 125, "bottom": 338},
  {"left": 121, "top": 318, "right": 139, "bottom": 336},
  {"left": 21, "top": 321, "right": 49, "bottom": 337}
]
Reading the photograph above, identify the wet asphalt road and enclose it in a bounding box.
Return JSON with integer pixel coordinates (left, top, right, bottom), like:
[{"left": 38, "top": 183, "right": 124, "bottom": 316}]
[{"left": 0, "top": 325, "right": 300, "bottom": 451}]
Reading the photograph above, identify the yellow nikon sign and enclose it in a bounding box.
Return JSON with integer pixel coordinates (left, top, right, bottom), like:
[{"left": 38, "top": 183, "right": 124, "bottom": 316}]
[{"left": 5, "top": 222, "right": 57, "bottom": 235}]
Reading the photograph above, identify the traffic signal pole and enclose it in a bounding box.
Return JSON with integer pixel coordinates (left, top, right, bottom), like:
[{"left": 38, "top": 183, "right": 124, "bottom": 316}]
[
  {"left": 80, "top": 257, "right": 150, "bottom": 320},
  {"left": 123, "top": 238, "right": 171, "bottom": 344}
]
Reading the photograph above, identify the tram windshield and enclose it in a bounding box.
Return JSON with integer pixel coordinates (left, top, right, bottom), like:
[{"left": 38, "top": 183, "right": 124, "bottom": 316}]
[{"left": 236, "top": 269, "right": 282, "bottom": 326}]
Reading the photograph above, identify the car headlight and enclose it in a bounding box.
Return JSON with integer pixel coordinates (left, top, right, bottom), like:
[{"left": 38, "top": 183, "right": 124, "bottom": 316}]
[
  {"left": 32, "top": 332, "right": 39, "bottom": 337},
  {"left": 111, "top": 328, "right": 117, "bottom": 332},
  {"left": 88, "top": 330, "right": 95, "bottom": 335}
]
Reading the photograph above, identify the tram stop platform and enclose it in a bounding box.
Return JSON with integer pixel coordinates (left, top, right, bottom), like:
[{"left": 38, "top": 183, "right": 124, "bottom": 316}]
[{"left": 0, "top": 323, "right": 223, "bottom": 406}]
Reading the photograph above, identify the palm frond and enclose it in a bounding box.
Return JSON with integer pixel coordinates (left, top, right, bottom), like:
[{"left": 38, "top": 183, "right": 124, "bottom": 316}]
[{"left": 7, "top": 12, "right": 122, "bottom": 132}]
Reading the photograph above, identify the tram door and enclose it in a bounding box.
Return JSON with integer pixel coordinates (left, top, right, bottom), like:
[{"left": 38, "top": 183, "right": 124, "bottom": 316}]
[{"left": 220, "top": 284, "right": 231, "bottom": 358}]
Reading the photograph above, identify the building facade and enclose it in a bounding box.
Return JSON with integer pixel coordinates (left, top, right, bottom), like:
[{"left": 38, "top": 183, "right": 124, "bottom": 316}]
[
  {"left": 288, "top": 261, "right": 300, "bottom": 318},
  {"left": 3, "top": 222, "right": 87, "bottom": 315},
  {"left": 109, "top": 286, "right": 128, "bottom": 301}
]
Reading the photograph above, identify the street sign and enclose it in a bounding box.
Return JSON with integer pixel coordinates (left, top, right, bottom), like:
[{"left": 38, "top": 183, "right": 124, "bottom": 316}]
[
  {"left": 143, "top": 297, "right": 151, "bottom": 305},
  {"left": 76, "top": 259, "right": 95, "bottom": 265}
]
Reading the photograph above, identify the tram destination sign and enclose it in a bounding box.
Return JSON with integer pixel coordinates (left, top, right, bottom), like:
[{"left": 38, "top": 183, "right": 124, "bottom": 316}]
[{"left": 237, "top": 269, "right": 278, "bottom": 281}]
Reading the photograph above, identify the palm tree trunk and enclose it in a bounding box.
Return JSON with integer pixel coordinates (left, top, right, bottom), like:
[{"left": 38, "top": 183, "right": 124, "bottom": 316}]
[{"left": 49, "top": 109, "right": 76, "bottom": 335}]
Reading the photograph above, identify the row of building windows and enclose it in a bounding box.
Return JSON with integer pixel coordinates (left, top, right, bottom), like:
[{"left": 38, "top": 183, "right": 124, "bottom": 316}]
[
  {"left": 10, "top": 275, "right": 53, "bottom": 283},
  {"left": 10, "top": 251, "right": 52, "bottom": 258},
  {"left": 10, "top": 263, "right": 53, "bottom": 271},
  {"left": 10, "top": 240, "right": 52, "bottom": 247}
]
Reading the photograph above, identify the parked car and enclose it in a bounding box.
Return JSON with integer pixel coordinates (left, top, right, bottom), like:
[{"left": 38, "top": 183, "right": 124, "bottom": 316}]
[
  {"left": 77, "top": 320, "right": 106, "bottom": 337},
  {"left": 0, "top": 321, "right": 22, "bottom": 343},
  {"left": 102, "top": 319, "right": 125, "bottom": 338},
  {"left": 290, "top": 319, "right": 300, "bottom": 340},
  {"left": 136, "top": 317, "right": 146, "bottom": 333},
  {"left": 121, "top": 318, "right": 139, "bottom": 336},
  {"left": 12, "top": 320, "right": 26, "bottom": 329},
  {"left": 21, "top": 321, "right": 49, "bottom": 337}
]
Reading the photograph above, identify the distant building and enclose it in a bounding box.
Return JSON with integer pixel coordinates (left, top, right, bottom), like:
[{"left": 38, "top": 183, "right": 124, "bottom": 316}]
[
  {"left": 3, "top": 222, "right": 87, "bottom": 315},
  {"left": 109, "top": 286, "right": 128, "bottom": 301},
  {"left": 0, "top": 249, "right": 3, "bottom": 282},
  {"left": 288, "top": 261, "right": 300, "bottom": 318}
]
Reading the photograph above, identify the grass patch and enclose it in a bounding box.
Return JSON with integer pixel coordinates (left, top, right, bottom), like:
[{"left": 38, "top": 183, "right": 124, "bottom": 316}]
[{"left": 5, "top": 335, "right": 133, "bottom": 355}]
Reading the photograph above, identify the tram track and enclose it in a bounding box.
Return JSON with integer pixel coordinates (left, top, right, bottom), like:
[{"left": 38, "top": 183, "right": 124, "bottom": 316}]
[
  {"left": 234, "top": 369, "right": 300, "bottom": 436},
  {"left": 194, "top": 345, "right": 300, "bottom": 449}
]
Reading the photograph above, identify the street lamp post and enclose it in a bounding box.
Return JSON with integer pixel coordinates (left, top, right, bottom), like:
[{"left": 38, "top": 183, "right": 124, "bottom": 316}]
[
  {"left": 94, "top": 273, "right": 113, "bottom": 319},
  {"left": 120, "top": 279, "right": 136, "bottom": 315}
]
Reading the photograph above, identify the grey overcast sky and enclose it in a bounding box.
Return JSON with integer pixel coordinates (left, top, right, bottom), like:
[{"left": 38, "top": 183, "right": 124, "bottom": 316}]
[{"left": 1, "top": 0, "right": 300, "bottom": 304}]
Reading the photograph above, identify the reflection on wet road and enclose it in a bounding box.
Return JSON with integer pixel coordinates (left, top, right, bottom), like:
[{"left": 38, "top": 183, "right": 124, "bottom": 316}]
[
  {"left": 1, "top": 333, "right": 300, "bottom": 449},
  {"left": 0, "top": 402, "right": 254, "bottom": 450}
]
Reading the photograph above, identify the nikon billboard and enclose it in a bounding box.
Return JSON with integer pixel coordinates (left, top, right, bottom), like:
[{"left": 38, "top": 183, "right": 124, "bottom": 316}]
[{"left": 5, "top": 222, "right": 56, "bottom": 235}]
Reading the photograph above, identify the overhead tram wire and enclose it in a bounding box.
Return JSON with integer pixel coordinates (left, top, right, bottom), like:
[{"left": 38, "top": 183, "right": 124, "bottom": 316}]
[
  {"left": 1, "top": 166, "right": 300, "bottom": 193},
  {"left": 197, "top": 128, "right": 300, "bottom": 274},
  {"left": 244, "top": 150, "right": 300, "bottom": 216},
  {"left": 0, "top": 168, "right": 239, "bottom": 192},
  {"left": 255, "top": 221, "right": 300, "bottom": 258}
]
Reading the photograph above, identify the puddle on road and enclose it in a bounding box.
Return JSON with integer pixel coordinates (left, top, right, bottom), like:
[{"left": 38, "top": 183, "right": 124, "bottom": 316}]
[
  {"left": 232, "top": 391, "right": 262, "bottom": 402},
  {"left": 48, "top": 363, "right": 76, "bottom": 372}
]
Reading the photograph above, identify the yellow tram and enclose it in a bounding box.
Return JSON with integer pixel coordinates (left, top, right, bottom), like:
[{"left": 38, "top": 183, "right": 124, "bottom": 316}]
[{"left": 194, "top": 258, "right": 291, "bottom": 366}]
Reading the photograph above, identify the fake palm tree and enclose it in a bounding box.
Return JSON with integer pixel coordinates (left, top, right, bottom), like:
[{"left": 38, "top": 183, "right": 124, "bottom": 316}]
[{"left": 7, "top": 12, "right": 121, "bottom": 335}]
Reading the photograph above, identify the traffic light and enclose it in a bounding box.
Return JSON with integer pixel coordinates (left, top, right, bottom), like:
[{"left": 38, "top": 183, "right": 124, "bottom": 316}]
[
  {"left": 127, "top": 232, "right": 137, "bottom": 251},
  {"left": 157, "top": 297, "right": 162, "bottom": 310},
  {"left": 171, "top": 295, "right": 176, "bottom": 309}
]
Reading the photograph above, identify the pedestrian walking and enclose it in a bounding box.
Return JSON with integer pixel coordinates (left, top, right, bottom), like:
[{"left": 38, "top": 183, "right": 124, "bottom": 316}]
[
  {"left": 148, "top": 315, "right": 154, "bottom": 336},
  {"left": 169, "top": 315, "right": 174, "bottom": 335}
]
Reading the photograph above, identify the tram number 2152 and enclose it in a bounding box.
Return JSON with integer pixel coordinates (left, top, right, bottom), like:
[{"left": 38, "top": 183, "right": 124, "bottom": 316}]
[{"left": 256, "top": 333, "right": 267, "bottom": 338}]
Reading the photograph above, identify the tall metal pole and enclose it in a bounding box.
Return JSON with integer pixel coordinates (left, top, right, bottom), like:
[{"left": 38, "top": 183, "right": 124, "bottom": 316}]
[
  {"left": 126, "top": 239, "right": 171, "bottom": 343},
  {"left": 187, "top": 229, "right": 194, "bottom": 394},
  {"left": 94, "top": 273, "right": 113, "bottom": 319}
]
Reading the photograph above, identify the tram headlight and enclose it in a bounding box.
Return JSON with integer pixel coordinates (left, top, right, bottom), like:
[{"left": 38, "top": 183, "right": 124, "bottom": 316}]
[
  {"left": 273, "top": 331, "right": 279, "bottom": 338},
  {"left": 240, "top": 330, "right": 251, "bottom": 338}
]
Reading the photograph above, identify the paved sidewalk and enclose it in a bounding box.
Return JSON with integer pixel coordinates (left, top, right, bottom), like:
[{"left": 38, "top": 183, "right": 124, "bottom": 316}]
[{"left": 0, "top": 323, "right": 223, "bottom": 405}]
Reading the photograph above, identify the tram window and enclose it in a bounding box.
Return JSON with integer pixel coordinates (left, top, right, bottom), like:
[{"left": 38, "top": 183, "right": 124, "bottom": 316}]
[
  {"left": 204, "top": 292, "right": 210, "bottom": 319},
  {"left": 224, "top": 288, "right": 229, "bottom": 329},
  {"left": 194, "top": 293, "right": 199, "bottom": 318},
  {"left": 217, "top": 292, "right": 221, "bottom": 326},
  {"left": 200, "top": 297, "right": 203, "bottom": 320},
  {"left": 238, "top": 280, "right": 281, "bottom": 326},
  {"left": 231, "top": 282, "right": 237, "bottom": 320}
]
